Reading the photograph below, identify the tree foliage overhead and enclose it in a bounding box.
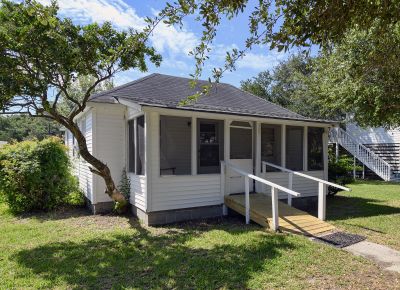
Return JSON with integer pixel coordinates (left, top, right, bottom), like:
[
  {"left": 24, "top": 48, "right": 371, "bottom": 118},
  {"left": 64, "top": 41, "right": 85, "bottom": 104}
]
[
  {"left": 163, "top": 1, "right": 400, "bottom": 127},
  {"left": 162, "top": 0, "right": 400, "bottom": 81}
]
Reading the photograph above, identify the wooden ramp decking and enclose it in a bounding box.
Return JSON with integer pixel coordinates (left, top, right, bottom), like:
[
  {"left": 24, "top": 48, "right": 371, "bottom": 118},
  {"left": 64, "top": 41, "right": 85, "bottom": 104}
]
[{"left": 225, "top": 193, "right": 335, "bottom": 236}]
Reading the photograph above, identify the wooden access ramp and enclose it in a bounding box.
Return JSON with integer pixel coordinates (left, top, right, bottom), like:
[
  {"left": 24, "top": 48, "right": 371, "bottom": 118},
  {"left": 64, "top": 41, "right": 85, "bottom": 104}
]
[{"left": 225, "top": 193, "right": 335, "bottom": 236}]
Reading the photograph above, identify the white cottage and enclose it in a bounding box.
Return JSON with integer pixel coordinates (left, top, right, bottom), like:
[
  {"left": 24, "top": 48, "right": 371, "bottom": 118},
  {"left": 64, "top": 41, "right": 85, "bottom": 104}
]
[{"left": 66, "top": 73, "right": 337, "bottom": 225}]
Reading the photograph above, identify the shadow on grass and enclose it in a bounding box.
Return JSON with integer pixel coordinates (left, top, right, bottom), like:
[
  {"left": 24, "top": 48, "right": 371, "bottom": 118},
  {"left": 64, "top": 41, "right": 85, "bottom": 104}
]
[
  {"left": 14, "top": 218, "right": 297, "bottom": 289},
  {"left": 327, "top": 195, "right": 400, "bottom": 221}
]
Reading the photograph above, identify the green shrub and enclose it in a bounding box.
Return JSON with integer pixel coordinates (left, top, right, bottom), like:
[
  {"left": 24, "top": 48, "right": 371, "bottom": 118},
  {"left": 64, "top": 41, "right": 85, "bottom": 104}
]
[
  {"left": 328, "top": 147, "right": 362, "bottom": 195},
  {"left": 0, "top": 137, "right": 78, "bottom": 213}
]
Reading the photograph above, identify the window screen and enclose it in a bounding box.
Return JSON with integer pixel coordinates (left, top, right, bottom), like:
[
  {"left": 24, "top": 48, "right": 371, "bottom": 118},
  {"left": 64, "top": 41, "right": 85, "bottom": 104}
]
[
  {"left": 128, "top": 119, "right": 135, "bottom": 173},
  {"left": 160, "top": 116, "right": 191, "bottom": 175},
  {"left": 261, "top": 124, "right": 281, "bottom": 171},
  {"left": 136, "top": 115, "right": 145, "bottom": 175},
  {"left": 230, "top": 127, "right": 252, "bottom": 159},
  {"left": 308, "top": 127, "right": 324, "bottom": 170},
  {"left": 198, "top": 119, "right": 224, "bottom": 174},
  {"left": 286, "top": 126, "right": 303, "bottom": 170}
]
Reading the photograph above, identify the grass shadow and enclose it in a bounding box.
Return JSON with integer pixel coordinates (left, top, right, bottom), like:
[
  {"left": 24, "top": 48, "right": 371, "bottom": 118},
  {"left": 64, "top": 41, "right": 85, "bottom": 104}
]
[
  {"left": 327, "top": 195, "right": 400, "bottom": 221},
  {"left": 14, "top": 218, "right": 297, "bottom": 289}
]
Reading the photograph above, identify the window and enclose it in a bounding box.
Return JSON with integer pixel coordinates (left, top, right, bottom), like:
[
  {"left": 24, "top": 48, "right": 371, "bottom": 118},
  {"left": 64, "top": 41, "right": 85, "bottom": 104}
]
[
  {"left": 128, "top": 119, "right": 135, "bottom": 173},
  {"left": 160, "top": 116, "right": 191, "bottom": 175},
  {"left": 198, "top": 119, "right": 224, "bottom": 174},
  {"left": 128, "top": 115, "right": 145, "bottom": 175},
  {"left": 261, "top": 124, "right": 281, "bottom": 171},
  {"left": 308, "top": 127, "right": 324, "bottom": 170},
  {"left": 286, "top": 126, "right": 303, "bottom": 170},
  {"left": 136, "top": 116, "right": 145, "bottom": 175},
  {"left": 230, "top": 125, "right": 252, "bottom": 159}
]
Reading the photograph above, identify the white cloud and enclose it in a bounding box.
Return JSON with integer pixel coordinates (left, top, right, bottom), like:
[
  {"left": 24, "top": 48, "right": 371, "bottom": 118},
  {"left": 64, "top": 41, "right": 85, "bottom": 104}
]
[
  {"left": 38, "top": 0, "right": 198, "bottom": 56},
  {"left": 237, "top": 51, "right": 287, "bottom": 71}
]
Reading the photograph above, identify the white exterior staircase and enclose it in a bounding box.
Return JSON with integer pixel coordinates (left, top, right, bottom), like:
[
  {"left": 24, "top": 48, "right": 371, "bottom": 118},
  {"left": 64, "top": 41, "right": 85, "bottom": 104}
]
[{"left": 329, "top": 127, "right": 398, "bottom": 181}]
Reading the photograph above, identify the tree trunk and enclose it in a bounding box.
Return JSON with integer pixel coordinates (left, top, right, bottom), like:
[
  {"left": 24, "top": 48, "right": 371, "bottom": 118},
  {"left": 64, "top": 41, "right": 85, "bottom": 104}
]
[{"left": 68, "top": 122, "right": 128, "bottom": 210}]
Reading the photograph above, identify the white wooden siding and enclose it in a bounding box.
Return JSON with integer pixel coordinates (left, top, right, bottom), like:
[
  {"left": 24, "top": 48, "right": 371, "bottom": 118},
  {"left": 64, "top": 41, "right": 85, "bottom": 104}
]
[
  {"left": 129, "top": 174, "right": 146, "bottom": 210},
  {"left": 262, "top": 170, "right": 325, "bottom": 198},
  {"left": 94, "top": 104, "right": 126, "bottom": 204},
  {"left": 346, "top": 123, "right": 400, "bottom": 144},
  {"left": 66, "top": 110, "right": 94, "bottom": 202}
]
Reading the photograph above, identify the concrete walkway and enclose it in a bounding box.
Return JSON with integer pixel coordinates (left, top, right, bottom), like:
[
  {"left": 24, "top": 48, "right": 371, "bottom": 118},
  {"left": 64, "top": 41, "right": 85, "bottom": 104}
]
[{"left": 344, "top": 241, "right": 400, "bottom": 273}]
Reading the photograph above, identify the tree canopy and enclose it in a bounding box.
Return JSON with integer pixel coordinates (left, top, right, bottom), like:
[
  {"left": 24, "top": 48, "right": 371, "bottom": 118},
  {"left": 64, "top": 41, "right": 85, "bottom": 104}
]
[
  {"left": 309, "top": 22, "right": 400, "bottom": 127},
  {"left": 0, "top": 115, "right": 61, "bottom": 142},
  {"left": 0, "top": 0, "right": 161, "bottom": 208},
  {"left": 240, "top": 55, "right": 344, "bottom": 120}
]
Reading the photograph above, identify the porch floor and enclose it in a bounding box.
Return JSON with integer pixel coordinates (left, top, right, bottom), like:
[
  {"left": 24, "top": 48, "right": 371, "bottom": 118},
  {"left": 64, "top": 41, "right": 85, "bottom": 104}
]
[{"left": 225, "top": 193, "right": 335, "bottom": 236}]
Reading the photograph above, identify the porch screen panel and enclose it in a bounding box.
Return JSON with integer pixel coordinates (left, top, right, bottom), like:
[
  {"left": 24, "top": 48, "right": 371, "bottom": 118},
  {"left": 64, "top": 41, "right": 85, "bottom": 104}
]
[
  {"left": 136, "top": 115, "right": 145, "bottom": 175},
  {"left": 286, "top": 126, "right": 303, "bottom": 170},
  {"left": 230, "top": 127, "right": 252, "bottom": 159},
  {"left": 198, "top": 119, "right": 224, "bottom": 174},
  {"left": 261, "top": 124, "right": 281, "bottom": 171},
  {"left": 308, "top": 127, "right": 324, "bottom": 170},
  {"left": 128, "top": 119, "right": 135, "bottom": 173},
  {"left": 160, "top": 116, "right": 191, "bottom": 175}
]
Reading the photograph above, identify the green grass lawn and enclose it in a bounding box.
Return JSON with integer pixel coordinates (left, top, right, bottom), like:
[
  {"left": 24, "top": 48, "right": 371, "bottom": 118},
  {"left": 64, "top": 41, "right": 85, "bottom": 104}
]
[
  {"left": 1, "top": 187, "right": 400, "bottom": 289},
  {"left": 328, "top": 180, "right": 400, "bottom": 251}
]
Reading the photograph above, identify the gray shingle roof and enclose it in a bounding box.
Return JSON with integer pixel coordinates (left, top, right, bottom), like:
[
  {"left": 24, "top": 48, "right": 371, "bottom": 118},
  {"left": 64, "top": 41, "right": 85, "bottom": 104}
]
[{"left": 90, "top": 73, "right": 331, "bottom": 123}]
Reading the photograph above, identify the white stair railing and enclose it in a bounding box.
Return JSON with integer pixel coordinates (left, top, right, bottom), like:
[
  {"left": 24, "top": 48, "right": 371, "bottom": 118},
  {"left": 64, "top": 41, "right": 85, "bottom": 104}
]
[
  {"left": 262, "top": 161, "right": 350, "bottom": 221},
  {"left": 330, "top": 127, "right": 392, "bottom": 181},
  {"left": 221, "top": 161, "right": 301, "bottom": 231}
]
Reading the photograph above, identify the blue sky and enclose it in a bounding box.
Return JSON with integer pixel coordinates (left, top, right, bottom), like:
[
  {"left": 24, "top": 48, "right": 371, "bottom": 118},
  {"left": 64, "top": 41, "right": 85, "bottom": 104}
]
[{"left": 39, "top": 0, "right": 306, "bottom": 87}]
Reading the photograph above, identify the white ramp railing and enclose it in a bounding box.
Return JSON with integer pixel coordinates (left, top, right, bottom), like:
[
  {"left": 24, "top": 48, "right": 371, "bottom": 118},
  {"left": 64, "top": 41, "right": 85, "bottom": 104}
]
[
  {"left": 262, "top": 161, "right": 350, "bottom": 221},
  {"left": 330, "top": 127, "right": 392, "bottom": 181},
  {"left": 221, "top": 161, "right": 301, "bottom": 231}
]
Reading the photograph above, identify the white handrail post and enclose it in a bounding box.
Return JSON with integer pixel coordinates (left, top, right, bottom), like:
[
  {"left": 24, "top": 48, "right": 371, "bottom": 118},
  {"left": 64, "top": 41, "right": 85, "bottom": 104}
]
[
  {"left": 288, "top": 172, "right": 293, "bottom": 206},
  {"left": 221, "top": 161, "right": 228, "bottom": 216},
  {"left": 271, "top": 187, "right": 279, "bottom": 231},
  {"left": 318, "top": 181, "right": 326, "bottom": 221},
  {"left": 262, "top": 162, "right": 267, "bottom": 193},
  {"left": 245, "top": 176, "right": 250, "bottom": 224}
]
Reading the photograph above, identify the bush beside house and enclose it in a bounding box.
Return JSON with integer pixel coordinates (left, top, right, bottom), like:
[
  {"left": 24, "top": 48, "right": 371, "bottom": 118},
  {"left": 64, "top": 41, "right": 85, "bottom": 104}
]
[{"left": 0, "top": 137, "right": 81, "bottom": 213}]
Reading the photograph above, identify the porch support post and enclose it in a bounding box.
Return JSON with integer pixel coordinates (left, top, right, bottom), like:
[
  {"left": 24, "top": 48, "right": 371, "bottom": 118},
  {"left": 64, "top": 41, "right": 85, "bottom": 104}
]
[
  {"left": 303, "top": 125, "right": 308, "bottom": 171},
  {"left": 221, "top": 161, "right": 228, "bottom": 215},
  {"left": 281, "top": 124, "right": 286, "bottom": 168},
  {"left": 323, "top": 128, "right": 329, "bottom": 180},
  {"left": 288, "top": 172, "right": 293, "bottom": 206},
  {"left": 271, "top": 187, "right": 279, "bottom": 231},
  {"left": 191, "top": 116, "right": 197, "bottom": 175},
  {"left": 245, "top": 176, "right": 250, "bottom": 224},
  {"left": 318, "top": 181, "right": 326, "bottom": 221},
  {"left": 255, "top": 121, "right": 261, "bottom": 191},
  {"left": 222, "top": 119, "right": 230, "bottom": 215}
]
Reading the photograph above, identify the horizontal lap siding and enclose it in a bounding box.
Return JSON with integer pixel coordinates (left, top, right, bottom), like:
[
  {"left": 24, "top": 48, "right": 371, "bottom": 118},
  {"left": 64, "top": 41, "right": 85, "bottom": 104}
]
[
  {"left": 95, "top": 105, "right": 126, "bottom": 204},
  {"left": 262, "top": 171, "right": 324, "bottom": 198},
  {"left": 346, "top": 123, "right": 400, "bottom": 144},
  {"left": 66, "top": 111, "right": 94, "bottom": 202},
  {"left": 129, "top": 174, "right": 146, "bottom": 210},
  {"left": 151, "top": 175, "right": 222, "bottom": 211}
]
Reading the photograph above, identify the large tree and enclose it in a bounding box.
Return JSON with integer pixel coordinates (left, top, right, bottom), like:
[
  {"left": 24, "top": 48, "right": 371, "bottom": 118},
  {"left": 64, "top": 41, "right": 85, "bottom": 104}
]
[
  {"left": 308, "top": 22, "right": 400, "bottom": 127},
  {"left": 240, "top": 55, "right": 344, "bottom": 120},
  {"left": 0, "top": 0, "right": 161, "bottom": 210}
]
